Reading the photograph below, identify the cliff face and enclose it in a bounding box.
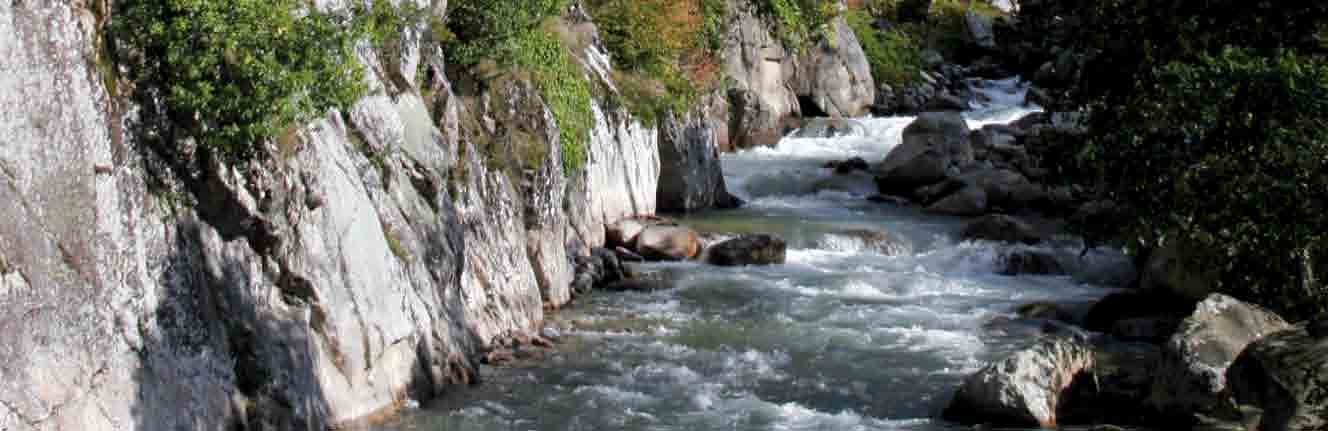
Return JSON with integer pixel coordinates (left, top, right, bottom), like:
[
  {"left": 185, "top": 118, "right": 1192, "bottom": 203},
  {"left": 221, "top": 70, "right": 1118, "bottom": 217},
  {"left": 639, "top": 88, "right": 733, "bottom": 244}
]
[{"left": 0, "top": 0, "right": 872, "bottom": 429}]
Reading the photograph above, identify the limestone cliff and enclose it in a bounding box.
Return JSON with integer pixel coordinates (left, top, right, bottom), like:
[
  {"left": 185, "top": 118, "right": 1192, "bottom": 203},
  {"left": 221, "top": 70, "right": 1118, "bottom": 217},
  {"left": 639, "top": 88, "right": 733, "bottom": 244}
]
[{"left": 0, "top": 0, "right": 876, "bottom": 428}]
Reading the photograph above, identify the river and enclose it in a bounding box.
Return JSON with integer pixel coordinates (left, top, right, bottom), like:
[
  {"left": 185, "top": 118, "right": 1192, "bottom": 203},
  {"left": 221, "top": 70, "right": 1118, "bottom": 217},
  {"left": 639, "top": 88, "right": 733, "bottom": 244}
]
[{"left": 377, "top": 78, "right": 1135, "bottom": 431}]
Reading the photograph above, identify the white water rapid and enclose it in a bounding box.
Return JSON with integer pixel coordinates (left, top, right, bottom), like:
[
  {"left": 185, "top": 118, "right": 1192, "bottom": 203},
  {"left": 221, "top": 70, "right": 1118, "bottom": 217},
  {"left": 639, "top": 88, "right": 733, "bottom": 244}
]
[{"left": 378, "top": 78, "right": 1135, "bottom": 431}]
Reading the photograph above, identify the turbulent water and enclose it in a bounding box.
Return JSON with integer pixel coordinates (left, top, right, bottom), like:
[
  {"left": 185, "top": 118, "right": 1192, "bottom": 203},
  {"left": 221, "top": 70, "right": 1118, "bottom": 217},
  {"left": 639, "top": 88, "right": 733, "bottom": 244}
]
[{"left": 378, "top": 78, "right": 1134, "bottom": 431}]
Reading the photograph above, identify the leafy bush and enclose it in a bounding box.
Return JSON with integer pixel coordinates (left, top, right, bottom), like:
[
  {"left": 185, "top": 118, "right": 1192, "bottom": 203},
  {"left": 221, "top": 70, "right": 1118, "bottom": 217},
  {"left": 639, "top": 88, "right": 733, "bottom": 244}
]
[
  {"left": 1073, "top": 49, "right": 1328, "bottom": 319},
  {"left": 586, "top": 0, "right": 728, "bottom": 123},
  {"left": 755, "top": 0, "right": 839, "bottom": 50},
  {"left": 113, "top": 0, "right": 366, "bottom": 161},
  {"left": 510, "top": 29, "right": 593, "bottom": 173},
  {"left": 1022, "top": 0, "right": 1328, "bottom": 320},
  {"left": 845, "top": 9, "right": 922, "bottom": 86},
  {"left": 445, "top": 0, "right": 591, "bottom": 172}
]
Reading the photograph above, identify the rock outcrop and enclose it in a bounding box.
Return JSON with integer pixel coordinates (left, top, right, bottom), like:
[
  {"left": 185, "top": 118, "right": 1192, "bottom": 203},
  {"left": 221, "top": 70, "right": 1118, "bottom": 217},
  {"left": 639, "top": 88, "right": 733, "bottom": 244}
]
[
  {"left": 723, "top": 0, "right": 876, "bottom": 150},
  {"left": 0, "top": 2, "right": 667, "bottom": 429}
]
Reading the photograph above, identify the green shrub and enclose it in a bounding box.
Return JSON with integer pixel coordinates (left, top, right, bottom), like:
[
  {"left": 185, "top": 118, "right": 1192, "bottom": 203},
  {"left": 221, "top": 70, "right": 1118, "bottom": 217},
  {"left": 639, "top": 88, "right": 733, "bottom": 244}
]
[
  {"left": 1092, "top": 49, "right": 1328, "bottom": 319},
  {"left": 113, "top": 0, "right": 366, "bottom": 161},
  {"left": 845, "top": 9, "right": 922, "bottom": 86},
  {"left": 445, "top": 0, "right": 569, "bottom": 67},
  {"left": 511, "top": 29, "right": 593, "bottom": 173},
  {"left": 755, "top": 0, "right": 839, "bottom": 50},
  {"left": 586, "top": 0, "right": 727, "bottom": 123}
]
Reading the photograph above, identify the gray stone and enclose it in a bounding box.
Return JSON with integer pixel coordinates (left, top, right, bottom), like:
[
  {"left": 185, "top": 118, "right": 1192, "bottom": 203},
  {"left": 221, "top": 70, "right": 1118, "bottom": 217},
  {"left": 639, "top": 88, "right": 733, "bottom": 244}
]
[
  {"left": 706, "top": 234, "right": 788, "bottom": 266},
  {"left": 606, "top": 218, "right": 650, "bottom": 249},
  {"left": 634, "top": 225, "right": 702, "bottom": 261},
  {"left": 926, "top": 185, "right": 988, "bottom": 216},
  {"left": 1148, "top": 294, "right": 1291, "bottom": 420},
  {"left": 657, "top": 96, "right": 740, "bottom": 212},
  {"left": 944, "top": 337, "right": 1095, "bottom": 428},
  {"left": 1000, "top": 250, "right": 1064, "bottom": 276},
  {"left": 1228, "top": 323, "right": 1328, "bottom": 431},
  {"left": 960, "top": 214, "right": 1044, "bottom": 244},
  {"left": 965, "top": 11, "right": 997, "bottom": 49},
  {"left": 875, "top": 111, "right": 974, "bottom": 192}
]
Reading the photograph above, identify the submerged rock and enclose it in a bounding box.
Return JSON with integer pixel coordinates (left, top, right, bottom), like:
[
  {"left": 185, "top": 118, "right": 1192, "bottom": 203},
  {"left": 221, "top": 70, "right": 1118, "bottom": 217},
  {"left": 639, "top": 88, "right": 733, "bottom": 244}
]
[
  {"left": 824, "top": 228, "right": 913, "bottom": 256},
  {"left": 1148, "top": 294, "right": 1290, "bottom": 424},
  {"left": 706, "top": 234, "right": 787, "bottom": 266},
  {"left": 1228, "top": 323, "right": 1328, "bottom": 431},
  {"left": 960, "top": 214, "right": 1044, "bottom": 244},
  {"left": 999, "top": 250, "right": 1064, "bottom": 276}
]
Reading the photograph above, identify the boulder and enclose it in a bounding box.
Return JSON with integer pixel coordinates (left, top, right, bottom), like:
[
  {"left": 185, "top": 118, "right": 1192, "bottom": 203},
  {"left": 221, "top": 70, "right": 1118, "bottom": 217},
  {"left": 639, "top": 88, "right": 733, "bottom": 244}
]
[
  {"left": 1148, "top": 294, "right": 1291, "bottom": 422},
  {"left": 706, "top": 234, "right": 787, "bottom": 266},
  {"left": 606, "top": 218, "right": 649, "bottom": 248},
  {"left": 965, "top": 11, "right": 998, "bottom": 50},
  {"left": 955, "top": 168, "right": 1045, "bottom": 209},
  {"left": 925, "top": 185, "right": 988, "bottom": 216},
  {"left": 999, "top": 250, "right": 1064, "bottom": 276},
  {"left": 874, "top": 112, "right": 973, "bottom": 194},
  {"left": 823, "top": 156, "right": 870, "bottom": 174},
  {"left": 634, "top": 225, "right": 702, "bottom": 261},
  {"left": 943, "top": 337, "right": 1095, "bottom": 428},
  {"left": 792, "top": 16, "right": 877, "bottom": 118},
  {"left": 657, "top": 105, "right": 741, "bottom": 212},
  {"left": 1228, "top": 323, "right": 1328, "bottom": 431},
  {"left": 960, "top": 214, "right": 1044, "bottom": 244}
]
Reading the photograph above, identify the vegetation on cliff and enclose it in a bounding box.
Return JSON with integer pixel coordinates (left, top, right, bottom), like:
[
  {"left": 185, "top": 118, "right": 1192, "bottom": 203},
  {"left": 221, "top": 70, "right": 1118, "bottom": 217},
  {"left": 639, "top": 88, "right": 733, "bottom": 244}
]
[
  {"left": 112, "top": 0, "right": 367, "bottom": 161},
  {"left": 446, "top": 0, "right": 592, "bottom": 172},
  {"left": 1022, "top": 0, "right": 1328, "bottom": 320}
]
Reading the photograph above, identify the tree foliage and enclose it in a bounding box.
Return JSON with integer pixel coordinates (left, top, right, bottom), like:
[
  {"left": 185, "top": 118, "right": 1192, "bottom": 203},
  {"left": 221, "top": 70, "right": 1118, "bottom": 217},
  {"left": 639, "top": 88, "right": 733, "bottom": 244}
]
[
  {"left": 1023, "top": 0, "right": 1328, "bottom": 320},
  {"left": 113, "top": 0, "right": 367, "bottom": 161}
]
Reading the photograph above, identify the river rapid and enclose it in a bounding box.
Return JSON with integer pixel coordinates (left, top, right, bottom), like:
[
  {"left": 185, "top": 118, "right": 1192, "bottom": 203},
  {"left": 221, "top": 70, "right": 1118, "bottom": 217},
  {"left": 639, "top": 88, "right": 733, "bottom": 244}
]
[{"left": 378, "top": 78, "right": 1136, "bottom": 431}]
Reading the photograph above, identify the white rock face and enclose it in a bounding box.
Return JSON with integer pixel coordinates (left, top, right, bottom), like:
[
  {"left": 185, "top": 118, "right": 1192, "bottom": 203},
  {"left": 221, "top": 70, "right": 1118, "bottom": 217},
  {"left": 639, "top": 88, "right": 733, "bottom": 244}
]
[{"left": 0, "top": 2, "right": 664, "bottom": 430}]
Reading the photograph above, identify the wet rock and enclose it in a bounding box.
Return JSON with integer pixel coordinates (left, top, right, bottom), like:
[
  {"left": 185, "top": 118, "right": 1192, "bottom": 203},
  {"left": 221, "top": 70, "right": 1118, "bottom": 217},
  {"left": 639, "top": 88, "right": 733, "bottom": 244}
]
[
  {"left": 867, "top": 194, "right": 911, "bottom": 206},
  {"left": 613, "top": 246, "right": 645, "bottom": 263},
  {"left": 826, "top": 228, "right": 913, "bottom": 256},
  {"left": 955, "top": 168, "right": 1046, "bottom": 209},
  {"left": 874, "top": 112, "right": 973, "bottom": 194},
  {"left": 634, "top": 225, "right": 702, "bottom": 261},
  {"left": 1227, "top": 323, "right": 1328, "bottom": 431},
  {"left": 1016, "top": 301, "right": 1075, "bottom": 323},
  {"left": 706, "top": 234, "right": 787, "bottom": 266},
  {"left": 657, "top": 104, "right": 740, "bottom": 212},
  {"left": 925, "top": 185, "right": 988, "bottom": 216},
  {"left": 606, "top": 218, "right": 649, "bottom": 249},
  {"left": 943, "top": 336, "right": 1095, "bottom": 428},
  {"left": 1059, "top": 340, "right": 1164, "bottom": 426},
  {"left": 961, "top": 214, "right": 1044, "bottom": 245},
  {"left": 999, "top": 250, "right": 1064, "bottom": 276},
  {"left": 799, "top": 118, "right": 868, "bottom": 139},
  {"left": 925, "top": 92, "right": 969, "bottom": 111},
  {"left": 1148, "top": 294, "right": 1290, "bottom": 423},
  {"left": 823, "top": 156, "right": 870, "bottom": 174}
]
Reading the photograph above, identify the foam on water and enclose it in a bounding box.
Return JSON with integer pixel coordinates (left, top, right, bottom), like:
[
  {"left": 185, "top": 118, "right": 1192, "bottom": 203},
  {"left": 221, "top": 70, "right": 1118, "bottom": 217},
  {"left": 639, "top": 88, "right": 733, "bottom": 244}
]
[{"left": 382, "top": 77, "right": 1115, "bottom": 431}]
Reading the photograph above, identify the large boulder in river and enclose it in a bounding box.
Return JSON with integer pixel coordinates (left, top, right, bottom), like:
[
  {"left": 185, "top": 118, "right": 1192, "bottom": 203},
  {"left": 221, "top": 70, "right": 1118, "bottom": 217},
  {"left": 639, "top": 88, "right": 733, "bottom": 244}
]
[
  {"left": 999, "top": 250, "right": 1064, "bottom": 276},
  {"left": 706, "top": 234, "right": 787, "bottom": 266},
  {"left": 925, "top": 185, "right": 988, "bottom": 216},
  {"left": 956, "top": 168, "right": 1046, "bottom": 210},
  {"left": 606, "top": 218, "right": 650, "bottom": 248},
  {"left": 874, "top": 112, "right": 974, "bottom": 194},
  {"left": 634, "top": 225, "right": 702, "bottom": 261},
  {"left": 944, "top": 337, "right": 1095, "bottom": 428},
  {"left": 1227, "top": 322, "right": 1328, "bottom": 431},
  {"left": 961, "top": 214, "right": 1044, "bottom": 244},
  {"left": 1147, "top": 294, "right": 1291, "bottom": 423},
  {"left": 657, "top": 106, "right": 743, "bottom": 212}
]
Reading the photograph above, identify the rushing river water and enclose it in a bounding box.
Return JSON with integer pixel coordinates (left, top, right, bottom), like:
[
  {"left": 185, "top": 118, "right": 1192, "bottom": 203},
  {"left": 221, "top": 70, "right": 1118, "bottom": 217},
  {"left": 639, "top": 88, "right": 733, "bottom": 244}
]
[{"left": 379, "top": 78, "right": 1135, "bottom": 431}]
